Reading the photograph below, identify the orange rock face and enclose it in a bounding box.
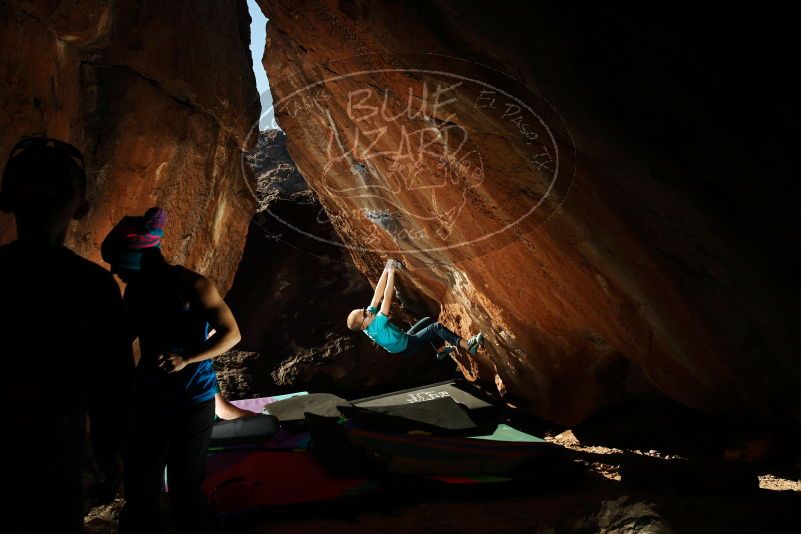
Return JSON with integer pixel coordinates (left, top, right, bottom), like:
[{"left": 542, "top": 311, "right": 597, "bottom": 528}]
[
  {"left": 0, "top": 1, "right": 259, "bottom": 291},
  {"left": 258, "top": 1, "right": 800, "bottom": 425},
  {"left": 225, "top": 130, "right": 454, "bottom": 397}
]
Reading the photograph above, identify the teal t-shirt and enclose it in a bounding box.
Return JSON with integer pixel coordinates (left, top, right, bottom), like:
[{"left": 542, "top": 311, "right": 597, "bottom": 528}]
[{"left": 364, "top": 311, "right": 409, "bottom": 353}]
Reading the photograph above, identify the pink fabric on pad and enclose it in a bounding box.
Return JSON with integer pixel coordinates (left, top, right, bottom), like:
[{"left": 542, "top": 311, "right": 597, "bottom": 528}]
[{"left": 229, "top": 392, "right": 309, "bottom": 414}]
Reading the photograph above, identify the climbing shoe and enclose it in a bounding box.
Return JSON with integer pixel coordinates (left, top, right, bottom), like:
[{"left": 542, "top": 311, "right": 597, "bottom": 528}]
[
  {"left": 436, "top": 346, "right": 456, "bottom": 360},
  {"left": 466, "top": 332, "right": 484, "bottom": 355}
]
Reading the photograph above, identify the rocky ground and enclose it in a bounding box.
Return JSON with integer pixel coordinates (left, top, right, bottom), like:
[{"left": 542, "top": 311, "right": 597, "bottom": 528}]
[
  {"left": 83, "top": 389, "right": 801, "bottom": 534},
  {"left": 83, "top": 441, "right": 801, "bottom": 534}
]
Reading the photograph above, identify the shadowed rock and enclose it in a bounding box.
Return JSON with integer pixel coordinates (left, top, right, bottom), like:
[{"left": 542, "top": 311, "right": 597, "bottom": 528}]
[{"left": 257, "top": 0, "right": 801, "bottom": 425}]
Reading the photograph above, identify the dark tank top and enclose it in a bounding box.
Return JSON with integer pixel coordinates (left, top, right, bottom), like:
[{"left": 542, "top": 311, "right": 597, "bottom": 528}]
[{"left": 129, "top": 265, "right": 219, "bottom": 408}]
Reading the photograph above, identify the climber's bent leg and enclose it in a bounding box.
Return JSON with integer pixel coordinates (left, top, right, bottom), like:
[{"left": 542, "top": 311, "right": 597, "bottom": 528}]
[
  {"left": 410, "top": 322, "right": 463, "bottom": 349},
  {"left": 406, "top": 317, "right": 434, "bottom": 336}
]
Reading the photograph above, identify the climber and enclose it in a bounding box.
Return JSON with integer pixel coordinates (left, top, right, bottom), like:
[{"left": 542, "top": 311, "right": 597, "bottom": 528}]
[
  {"left": 101, "top": 207, "right": 245, "bottom": 534},
  {"left": 347, "top": 259, "right": 483, "bottom": 359}
]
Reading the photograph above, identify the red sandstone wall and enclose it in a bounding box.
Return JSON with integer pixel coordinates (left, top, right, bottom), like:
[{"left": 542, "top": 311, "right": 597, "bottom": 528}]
[
  {"left": 258, "top": 0, "right": 800, "bottom": 425},
  {"left": 0, "top": 0, "right": 259, "bottom": 291}
]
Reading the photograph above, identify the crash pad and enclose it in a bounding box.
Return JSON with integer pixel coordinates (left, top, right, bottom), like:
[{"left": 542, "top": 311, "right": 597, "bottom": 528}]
[
  {"left": 340, "top": 396, "right": 480, "bottom": 434},
  {"left": 209, "top": 414, "right": 279, "bottom": 448},
  {"left": 262, "top": 393, "right": 352, "bottom": 421}
]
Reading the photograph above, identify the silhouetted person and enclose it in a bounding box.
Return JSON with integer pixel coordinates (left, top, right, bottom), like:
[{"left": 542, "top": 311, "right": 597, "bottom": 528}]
[
  {"left": 0, "top": 137, "right": 134, "bottom": 534},
  {"left": 102, "top": 207, "right": 241, "bottom": 534}
]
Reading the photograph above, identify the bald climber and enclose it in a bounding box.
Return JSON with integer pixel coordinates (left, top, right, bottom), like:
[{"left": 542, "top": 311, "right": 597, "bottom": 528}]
[{"left": 347, "top": 259, "right": 483, "bottom": 359}]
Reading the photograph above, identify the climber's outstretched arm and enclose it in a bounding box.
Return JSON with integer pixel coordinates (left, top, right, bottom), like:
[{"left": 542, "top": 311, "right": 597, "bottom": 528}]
[
  {"left": 370, "top": 268, "right": 389, "bottom": 308},
  {"left": 380, "top": 268, "right": 396, "bottom": 315}
]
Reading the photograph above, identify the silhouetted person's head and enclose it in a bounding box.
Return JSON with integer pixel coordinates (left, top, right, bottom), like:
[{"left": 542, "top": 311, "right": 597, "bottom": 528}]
[
  {"left": 0, "top": 137, "right": 89, "bottom": 245},
  {"left": 101, "top": 207, "right": 168, "bottom": 283}
]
